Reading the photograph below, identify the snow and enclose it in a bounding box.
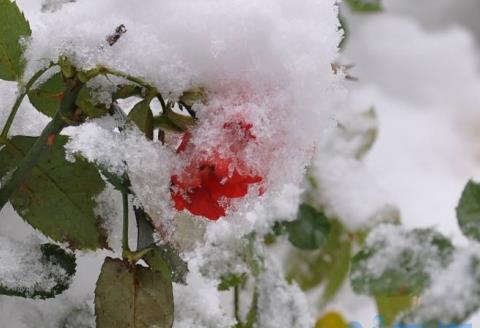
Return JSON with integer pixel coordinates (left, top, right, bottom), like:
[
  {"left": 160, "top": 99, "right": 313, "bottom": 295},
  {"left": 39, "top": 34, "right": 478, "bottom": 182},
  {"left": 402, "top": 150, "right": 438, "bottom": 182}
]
[
  {"left": 1, "top": 0, "right": 480, "bottom": 326},
  {"left": 173, "top": 260, "right": 235, "bottom": 328},
  {"left": 256, "top": 257, "right": 313, "bottom": 328}
]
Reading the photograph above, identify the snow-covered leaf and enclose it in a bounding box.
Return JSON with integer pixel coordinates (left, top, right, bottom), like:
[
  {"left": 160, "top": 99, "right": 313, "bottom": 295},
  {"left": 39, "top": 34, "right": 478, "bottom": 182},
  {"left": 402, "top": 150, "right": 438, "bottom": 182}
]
[
  {"left": 397, "top": 250, "right": 480, "bottom": 327},
  {"left": 285, "top": 203, "right": 331, "bottom": 250},
  {"left": 0, "top": 136, "right": 108, "bottom": 249},
  {"left": 145, "top": 244, "right": 188, "bottom": 284},
  {"left": 95, "top": 257, "right": 173, "bottom": 328},
  {"left": 0, "top": 239, "right": 76, "bottom": 299},
  {"left": 350, "top": 226, "right": 454, "bottom": 296},
  {"left": 0, "top": 0, "right": 31, "bottom": 81},
  {"left": 75, "top": 85, "right": 110, "bottom": 118},
  {"left": 457, "top": 180, "right": 480, "bottom": 242}
]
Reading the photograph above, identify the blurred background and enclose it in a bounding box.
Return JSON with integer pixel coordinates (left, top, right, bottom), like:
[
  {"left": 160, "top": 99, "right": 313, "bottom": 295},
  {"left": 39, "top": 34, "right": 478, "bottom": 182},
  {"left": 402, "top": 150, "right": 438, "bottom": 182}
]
[{"left": 335, "top": 0, "right": 480, "bottom": 325}]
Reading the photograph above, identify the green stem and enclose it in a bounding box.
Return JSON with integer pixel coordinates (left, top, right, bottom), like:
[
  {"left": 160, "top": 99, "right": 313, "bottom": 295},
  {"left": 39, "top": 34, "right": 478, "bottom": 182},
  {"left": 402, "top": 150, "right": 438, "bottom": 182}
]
[
  {"left": 103, "top": 67, "right": 157, "bottom": 91},
  {"left": 0, "top": 63, "right": 56, "bottom": 141},
  {"left": 122, "top": 191, "right": 130, "bottom": 253},
  {"left": 0, "top": 78, "right": 82, "bottom": 211},
  {"left": 234, "top": 285, "right": 241, "bottom": 325}
]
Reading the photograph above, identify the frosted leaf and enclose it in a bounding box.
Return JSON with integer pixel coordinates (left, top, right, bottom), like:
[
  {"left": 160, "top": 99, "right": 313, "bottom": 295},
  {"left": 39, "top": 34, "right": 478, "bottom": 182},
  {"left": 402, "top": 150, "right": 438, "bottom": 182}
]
[
  {"left": 93, "top": 184, "right": 124, "bottom": 252},
  {"left": 350, "top": 224, "right": 453, "bottom": 296},
  {"left": 0, "top": 237, "right": 74, "bottom": 298},
  {"left": 399, "top": 248, "right": 480, "bottom": 325}
]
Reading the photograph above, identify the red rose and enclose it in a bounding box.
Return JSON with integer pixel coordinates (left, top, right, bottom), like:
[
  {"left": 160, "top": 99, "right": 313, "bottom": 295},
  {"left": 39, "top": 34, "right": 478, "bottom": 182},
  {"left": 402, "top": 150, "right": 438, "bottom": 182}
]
[{"left": 170, "top": 121, "right": 263, "bottom": 220}]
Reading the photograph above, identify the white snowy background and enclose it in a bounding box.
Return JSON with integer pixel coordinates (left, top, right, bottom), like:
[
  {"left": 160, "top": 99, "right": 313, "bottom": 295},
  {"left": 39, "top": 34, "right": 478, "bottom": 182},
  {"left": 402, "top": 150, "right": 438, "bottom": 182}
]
[{"left": 1, "top": 0, "right": 480, "bottom": 326}]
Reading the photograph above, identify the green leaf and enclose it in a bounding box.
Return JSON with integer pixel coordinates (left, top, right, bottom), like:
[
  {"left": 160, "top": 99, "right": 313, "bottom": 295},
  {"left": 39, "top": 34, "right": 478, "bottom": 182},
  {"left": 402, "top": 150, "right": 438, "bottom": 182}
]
[
  {"left": 112, "top": 84, "right": 143, "bottom": 100},
  {"left": 95, "top": 257, "right": 174, "bottom": 328},
  {"left": 287, "top": 220, "right": 351, "bottom": 304},
  {"left": 285, "top": 203, "right": 331, "bottom": 250},
  {"left": 375, "top": 294, "right": 415, "bottom": 327},
  {"left": 346, "top": 0, "right": 382, "bottom": 12},
  {"left": 0, "top": 243, "right": 76, "bottom": 299},
  {"left": 178, "top": 87, "right": 207, "bottom": 109},
  {"left": 128, "top": 99, "right": 154, "bottom": 139},
  {"left": 350, "top": 228, "right": 454, "bottom": 296},
  {"left": 28, "top": 73, "right": 109, "bottom": 120},
  {"left": 75, "top": 85, "right": 109, "bottom": 118},
  {"left": 457, "top": 180, "right": 480, "bottom": 242},
  {"left": 218, "top": 273, "right": 247, "bottom": 291},
  {"left": 0, "top": 0, "right": 31, "bottom": 81},
  {"left": 38, "top": 243, "right": 76, "bottom": 295},
  {"left": 154, "top": 111, "right": 196, "bottom": 133},
  {"left": 144, "top": 244, "right": 189, "bottom": 284},
  {"left": 28, "top": 72, "right": 65, "bottom": 117},
  {"left": 0, "top": 135, "right": 108, "bottom": 249}
]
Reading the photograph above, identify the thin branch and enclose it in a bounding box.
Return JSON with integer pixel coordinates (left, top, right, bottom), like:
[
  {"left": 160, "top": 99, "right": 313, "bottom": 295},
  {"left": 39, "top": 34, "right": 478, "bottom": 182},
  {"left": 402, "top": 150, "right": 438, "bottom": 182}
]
[
  {"left": 0, "top": 62, "right": 56, "bottom": 141},
  {"left": 103, "top": 67, "right": 156, "bottom": 92},
  {"left": 122, "top": 191, "right": 130, "bottom": 253},
  {"left": 234, "top": 285, "right": 241, "bottom": 325}
]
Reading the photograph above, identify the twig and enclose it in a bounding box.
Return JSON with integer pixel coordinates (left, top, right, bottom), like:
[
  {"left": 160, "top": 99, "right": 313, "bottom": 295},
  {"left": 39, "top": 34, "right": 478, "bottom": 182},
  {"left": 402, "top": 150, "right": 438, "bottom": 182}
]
[{"left": 106, "top": 24, "right": 127, "bottom": 46}]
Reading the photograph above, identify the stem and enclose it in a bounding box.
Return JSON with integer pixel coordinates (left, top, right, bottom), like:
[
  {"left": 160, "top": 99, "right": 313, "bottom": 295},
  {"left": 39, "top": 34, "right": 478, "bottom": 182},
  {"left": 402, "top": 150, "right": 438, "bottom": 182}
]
[
  {"left": 103, "top": 67, "right": 157, "bottom": 91},
  {"left": 234, "top": 285, "right": 241, "bottom": 325},
  {"left": 0, "top": 63, "right": 56, "bottom": 140},
  {"left": 156, "top": 94, "right": 167, "bottom": 112},
  {"left": 0, "top": 78, "right": 82, "bottom": 211},
  {"left": 122, "top": 191, "right": 130, "bottom": 253}
]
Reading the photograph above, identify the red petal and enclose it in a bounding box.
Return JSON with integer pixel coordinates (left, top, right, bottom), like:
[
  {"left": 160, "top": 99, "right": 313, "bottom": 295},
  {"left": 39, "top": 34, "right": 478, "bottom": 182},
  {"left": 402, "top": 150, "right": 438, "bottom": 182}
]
[{"left": 187, "top": 187, "right": 226, "bottom": 220}]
